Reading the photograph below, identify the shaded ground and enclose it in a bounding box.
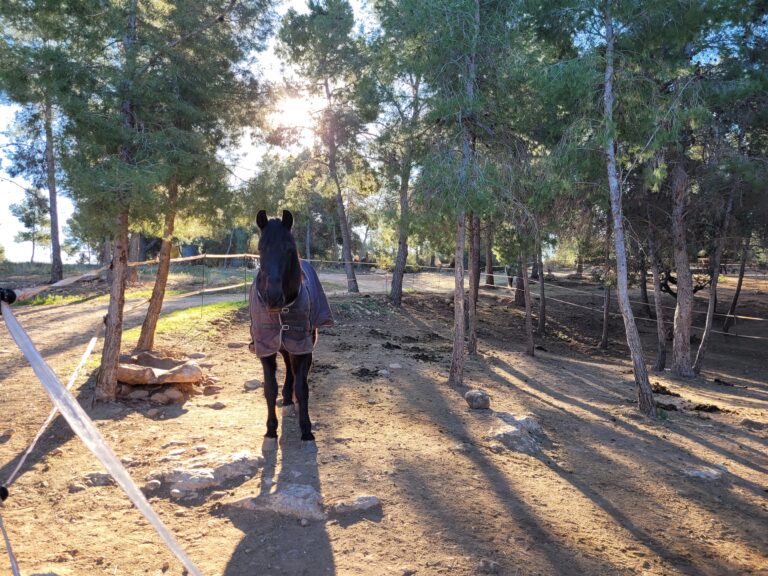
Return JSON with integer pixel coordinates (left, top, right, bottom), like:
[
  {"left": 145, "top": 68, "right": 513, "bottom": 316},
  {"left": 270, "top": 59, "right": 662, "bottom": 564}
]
[{"left": 0, "top": 272, "right": 766, "bottom": 576}]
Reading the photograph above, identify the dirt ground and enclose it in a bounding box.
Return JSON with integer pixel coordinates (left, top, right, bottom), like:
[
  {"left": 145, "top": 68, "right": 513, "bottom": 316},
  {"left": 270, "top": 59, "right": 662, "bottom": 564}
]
[{"left": 0, "top": 272, "right": 766, "bottom": 576}]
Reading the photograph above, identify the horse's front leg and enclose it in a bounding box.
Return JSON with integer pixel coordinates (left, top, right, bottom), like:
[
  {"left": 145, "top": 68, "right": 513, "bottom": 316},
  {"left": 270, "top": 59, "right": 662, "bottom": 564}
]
[
  {"left": 290, "top": 352, "right": 314, "bottom": 443},
  {"left": 280, "top": 349, "right": 296, "bottom": 417},
  {"left": 260, "top": 354, "right": 279, "bottom": 451}
]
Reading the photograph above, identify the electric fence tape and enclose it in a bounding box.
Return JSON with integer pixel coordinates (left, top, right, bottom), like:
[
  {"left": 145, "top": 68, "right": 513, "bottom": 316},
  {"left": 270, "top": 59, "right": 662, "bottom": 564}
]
[{"left": 0, "top": 301, "right": 203, "bottom": 576}]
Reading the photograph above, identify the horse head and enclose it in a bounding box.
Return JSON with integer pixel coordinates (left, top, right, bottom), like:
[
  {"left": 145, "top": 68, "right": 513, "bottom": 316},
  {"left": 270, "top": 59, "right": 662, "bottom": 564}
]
[{"left": 256, "top": 209, "right": 301, "bottom": 309}]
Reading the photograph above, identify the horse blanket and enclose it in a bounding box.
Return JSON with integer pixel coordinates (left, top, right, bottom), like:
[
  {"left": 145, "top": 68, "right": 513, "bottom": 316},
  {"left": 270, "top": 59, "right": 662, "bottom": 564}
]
[{"left": 249, "top": 260, "right": 334, "bottom": 357}]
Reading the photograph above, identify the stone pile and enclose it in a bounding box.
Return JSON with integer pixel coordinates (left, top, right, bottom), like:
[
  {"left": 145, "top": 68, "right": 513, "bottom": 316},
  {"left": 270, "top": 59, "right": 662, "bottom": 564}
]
[{"left": 117, "top": 351, "right": 206, "bottom": 404}]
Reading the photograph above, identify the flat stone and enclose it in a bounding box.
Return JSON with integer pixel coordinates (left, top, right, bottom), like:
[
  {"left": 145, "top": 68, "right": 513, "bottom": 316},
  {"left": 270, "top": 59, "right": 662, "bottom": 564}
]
[
  {"left": 127, "top": 389, "right": 150, "bottom": 400},
  {"left": 684, "top": 466, "right": 725, "bottom": 480},
  {"left": 134, "top": 351, "right": 183, "bottom": 370},
  {"left": 156, "top": 362, "right": 203, "bottom": 385},
  {"left": 150, "top": 451, "right": 264, "bottom": 497},
  {"left": 83, "top": 472, "right": 115, "bottom": 487},
  {"left": 227, "top": 342, "right": 246, "bottom": 348},
  {"left": 377, "top": 370, "right": 390, "bottom": 376},
  {"left": 204, "top": 386, "right": 223, "bottom": 396},
  {"left": 486, "top": 413, "right": 545, "bottom": 454},
  {"left": 244, "top": 379, "right": 262, "bottom": 391},
  {"left": 117, "top": 363, "right": 157, "bottom": 385},
  {"left": 232, "top": 483, "right": 325, "bottom": 520},
  {"left": 147, "top": 408, "right": 160, "bottom": 417},
  {"left": 187, "top": 352, "right": 207, "bottom": 359},
  {"left": 208, "top": 401, "right": 226, "bottom": 410},
  {"left": 329, "top": 495, "right": 381, "bottom": 515},
  {"left": 465, "top": 389, "right": 491, "bottom": 410},
  {"left": 388, "top": 363, "right": 402, "bottom": 369}
]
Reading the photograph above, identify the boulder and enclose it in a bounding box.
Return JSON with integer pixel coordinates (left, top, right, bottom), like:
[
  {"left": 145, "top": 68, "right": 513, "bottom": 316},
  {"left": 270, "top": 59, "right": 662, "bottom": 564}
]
[
  {"left": 156, "top": 361, "right": 203, "bottom": 385},
  {"left": 486, "top": 413, "right": 546, "bottom": 455},
  {"left": 117, "top": 363, "right": 157, "bottom": 385},
  {"left": 232, "top": 483, "right": 325, "bottom": 520},
  {"left": 328, "top": 495, "right": 381, "bottom": 515},
  {"left": 134, "top": 351, "right": 182, "bottom": 370},
  {"left": 465, "top": 389, "right": 491, "bottom": 410}
]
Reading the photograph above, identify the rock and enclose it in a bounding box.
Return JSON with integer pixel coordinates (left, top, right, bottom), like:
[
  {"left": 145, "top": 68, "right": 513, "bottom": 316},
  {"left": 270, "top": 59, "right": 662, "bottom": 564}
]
[
  {"left": 147, "top": 408, "right": 160, "bottom": 417},
  {"left": 127, "top": 389, "right": 150, "bottom": 400},
  {"left": 117, "top": 363, "right": 157, "bottom": 385},
  {"left": 68, "top": 482, "right": 87, "bottom": 493},
  {"left": 486, "top": 413, "right": 545, "bottom": 454},
  {"left": 300, "top": 518, "right": 309, "bottom": 527},
  {"left": 168, "top": 448, "right": 186, "bottom": 457},
  {"left": 244, "top": 379, "right": 262, "bottom": 391},
  {"left": 478, "top": 558, "right": 500, "bottom": 573},
  {"left": 684, "top": 466, "right": 725, "bottom": 480},
  {"left": 170, "top": 488, "right": 183, "bottom": 499},
  {"left": 400, "top": 569, "right": 416, "bottom": 576},
  {"left": 388, "top": 363, "right": 402, "bottom": 369},
  {"left": 151, "top": 451, "right": 264, "bottom": 498},
  {"left": 134, "top": 351, "right": 182, "bottom": 370},
  {"left": 187, "top": 352, "right": 207, "bottom": 359},
  {"left": 83, "top": 472, "right": 115, "bottom": 487},
  {"left": 203, "top": 386, "right": 223, "bottom": 396},
  {"left": 232, "top": 483, "right": 325, "bottom": 520},
  {"left": 329, "top": 495, "right": 381, "bottom": 515},
  {"left": 151, "top": 392, "right": 171, "bottom": 405},
  {"left": 377, "top": 370, "right": 390, "bottom": 377},
  {"left": 145, "top": 479, "right": 162, "bottom": 492},
  {"left": 208, "top": 401, "right": 226, "bottom": 410},
  {"left": 163, "top": 387, "right": 185, "bottom": 403},
  {"left": 156, "top": 362, "right": 203, "bottom": 385},
  {"left": 465, "top": 389, "right": 491, "bottom": 410},
  {"left": 227, "top": 342, "right": 246, "bottom": 349}
]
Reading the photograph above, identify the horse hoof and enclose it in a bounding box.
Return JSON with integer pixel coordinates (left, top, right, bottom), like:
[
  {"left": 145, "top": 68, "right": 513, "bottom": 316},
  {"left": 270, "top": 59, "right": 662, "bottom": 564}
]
[
  {"left": 282, "top": 404, "right": 296, "bottom": 418},
  {"left": 262, "top": 437, "right": 278, "bottom": 452}
]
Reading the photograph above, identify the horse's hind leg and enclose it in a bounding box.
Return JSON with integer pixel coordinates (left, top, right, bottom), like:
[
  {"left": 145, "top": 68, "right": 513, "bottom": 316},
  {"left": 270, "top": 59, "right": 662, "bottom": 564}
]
[
  {"left": 260, "top": 354, "right": 279, "bottom": 451},
  {"left": 280, "top": 349, "right": 296, "bottom": 417},
  {"left": 290, "top": 353, "right": 314, "bottom": 443}
]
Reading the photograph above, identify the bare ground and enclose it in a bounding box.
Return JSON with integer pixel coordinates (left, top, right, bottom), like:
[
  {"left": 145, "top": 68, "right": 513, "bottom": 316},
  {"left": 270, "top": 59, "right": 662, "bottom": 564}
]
[{"left": 0, "top": 274, "right": 766, "bottom": 576}]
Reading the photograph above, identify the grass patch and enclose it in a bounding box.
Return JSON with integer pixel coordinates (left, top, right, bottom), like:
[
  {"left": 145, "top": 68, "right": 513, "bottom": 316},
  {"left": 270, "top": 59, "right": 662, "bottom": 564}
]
[
  {"left": 20, "top": 292, "right": 91, "bottom": 307},
  {"left": 122, "top": 299, "right": 247, "bottom": 343}
]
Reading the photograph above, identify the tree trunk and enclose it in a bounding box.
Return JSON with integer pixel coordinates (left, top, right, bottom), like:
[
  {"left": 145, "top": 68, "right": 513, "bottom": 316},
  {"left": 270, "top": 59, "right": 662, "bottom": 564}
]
[
  {"left": 137, "top": 180, "right": 178, "bottom": 351},
  {"left": 693, "top": 189, "right": 735, "bottom": 373},
  {"left": 96, "top": 2, "right": 136, "bottom": 401},
  {"left": 670, "top": 157, "right": 694, "bottom": 378},
  {"left": 603, "top": 10, "right": 655, "bottom": 416},
  {"left": 537, "top": 237, "right": 546, "bottom": 336},
  {"left": 324, "top": 79, "right": 358, "bottom": 293},
  {"left": 646, "top": 194, "right": 667, "bottom": 372},
  {"left": 96, "top": 210, "right": 129, "bottom": 400},
  {"left": 639, "top": 252, "right": 651, "bottom": 318},
  {"left": 576, "top": 246, "right": 583, "bottom": 278},
  {"left": 521, "top": 246, "right": 534, "bottom": 356},
  {"left": 600, "top": 224, "right": 612, "bottom": 349},
  {"left": 44, "top": 98, "right": 63, "bottom": 283},
  {"left": 127, "top": 233, "right": 141, "bottom": 283},
  {"left": 305, "top": 211, "right": 312, "bottom": 261},
  {"left": 485, "top": 221, "right": 494, "bottom": 285},
  {"left": 600, "top": 287, "right": 611, "bottom": 349},
  {"left": 390, "top": 157, "right": 412, "bottom": 306},
  {"left": 30, "top": 234, "right": 36, "bottom": 264},
  {"left": 448, "top": 211, "right": 467, "bottom": 386},
  {"left": 722, "top": 235, "right": 749, "bottom": 333},
  {"left": 468, "top": 213, "right": 480, "bottom": 356}
]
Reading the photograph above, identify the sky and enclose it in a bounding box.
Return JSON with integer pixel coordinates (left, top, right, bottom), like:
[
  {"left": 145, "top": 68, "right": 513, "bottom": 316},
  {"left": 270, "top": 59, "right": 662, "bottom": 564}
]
[{"left": 0, "top": 0, "right": 345, "bottom": 264}]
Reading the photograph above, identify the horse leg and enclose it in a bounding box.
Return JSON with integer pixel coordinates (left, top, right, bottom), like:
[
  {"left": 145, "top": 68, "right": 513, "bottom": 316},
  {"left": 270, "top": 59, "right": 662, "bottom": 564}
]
[
  {"left": 290, "top": 352, "right": 314, "bottom": 443},
  {"left": 280, "top": 349, "right": 296, "bottom": 417},
  {"left": 260, "top": 354, "right": 279, "bottom": 451}
]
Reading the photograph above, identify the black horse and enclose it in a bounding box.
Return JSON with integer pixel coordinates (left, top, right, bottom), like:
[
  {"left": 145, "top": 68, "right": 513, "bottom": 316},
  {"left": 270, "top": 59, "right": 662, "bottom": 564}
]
[{"left": 249, "top": 210, "right": 334, "bottom": 450}]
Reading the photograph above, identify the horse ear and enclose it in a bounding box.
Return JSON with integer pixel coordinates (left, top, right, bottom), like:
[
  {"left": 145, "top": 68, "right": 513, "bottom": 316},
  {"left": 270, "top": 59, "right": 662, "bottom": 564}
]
[
  {"left": 282, "top": 210, "right": 293, "bottom": 231},
  {"left": 256, "top": 210, "right": 268, "bottom": 230}
]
